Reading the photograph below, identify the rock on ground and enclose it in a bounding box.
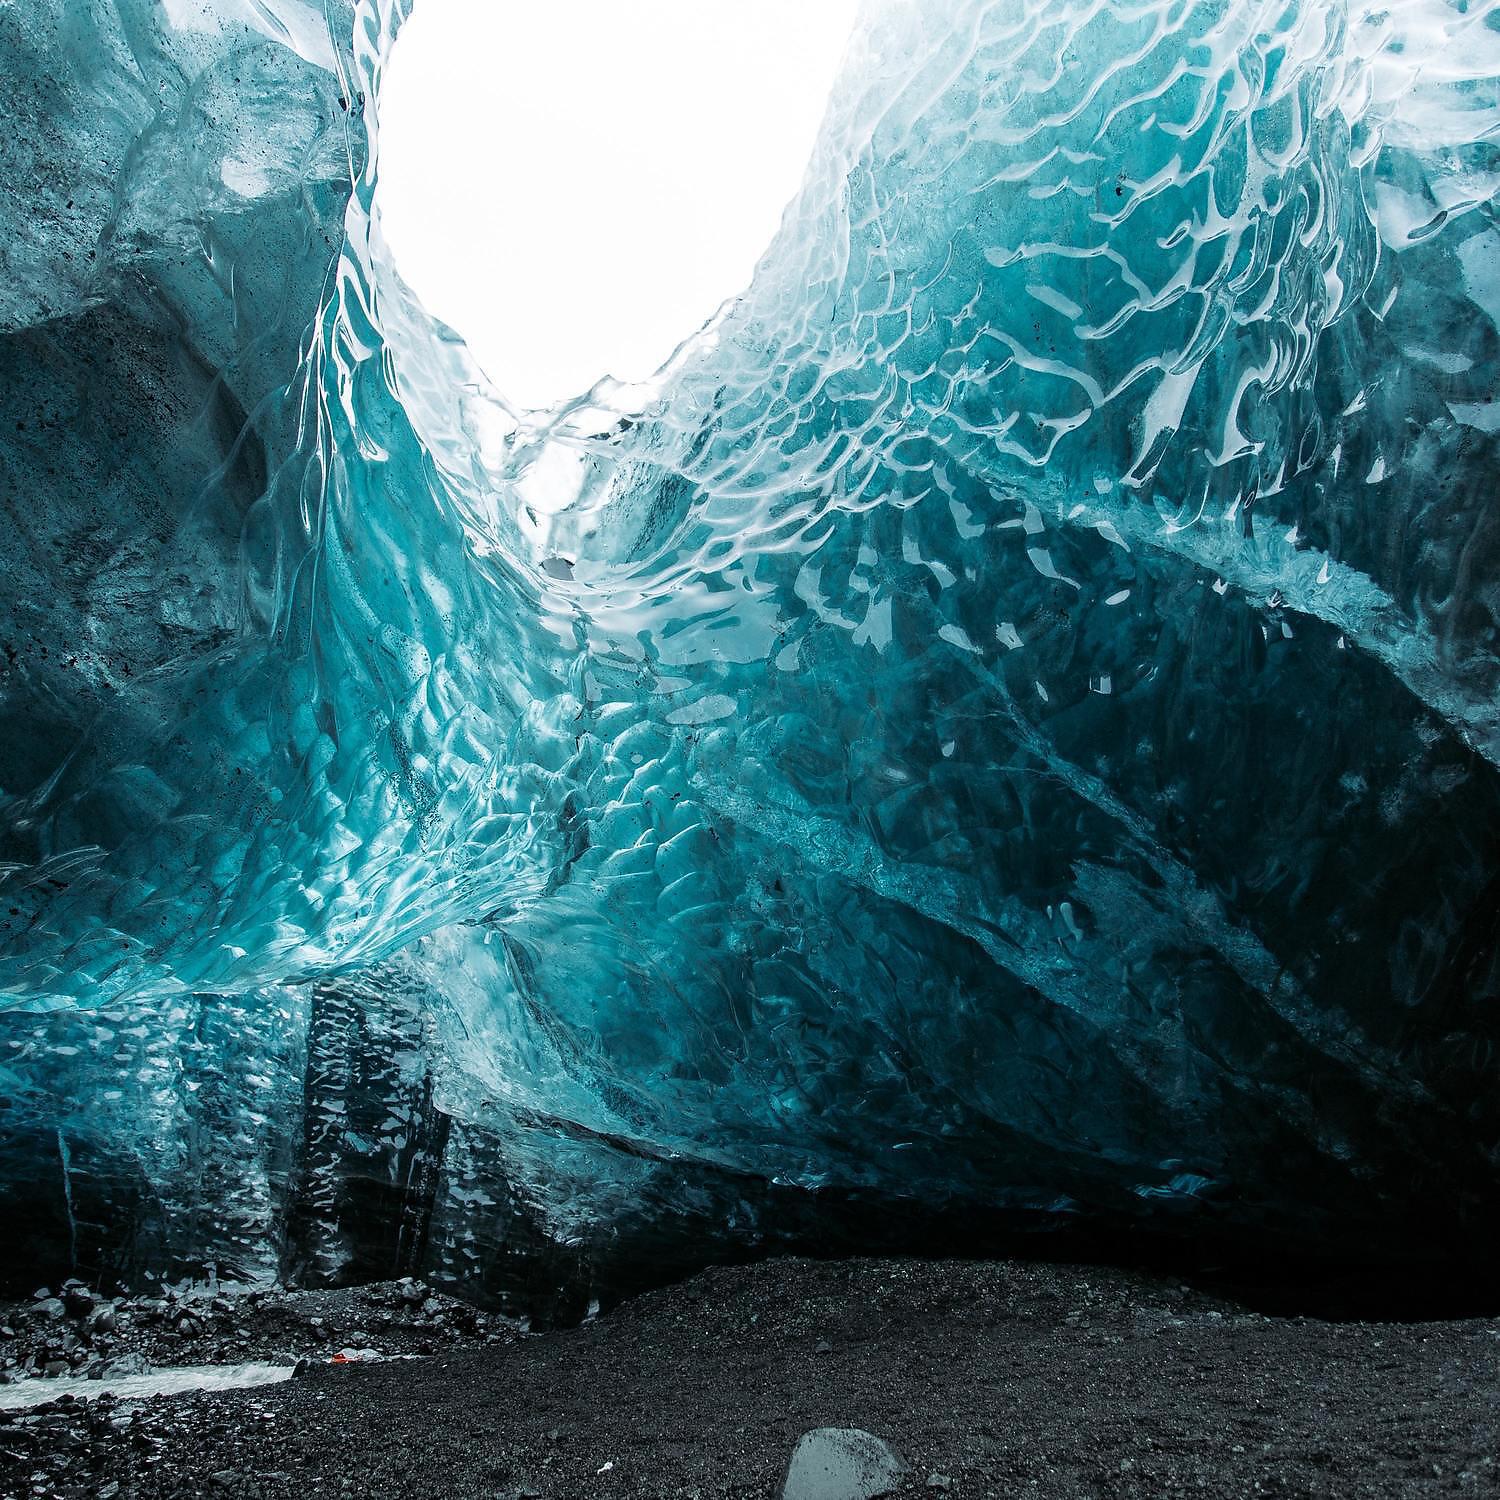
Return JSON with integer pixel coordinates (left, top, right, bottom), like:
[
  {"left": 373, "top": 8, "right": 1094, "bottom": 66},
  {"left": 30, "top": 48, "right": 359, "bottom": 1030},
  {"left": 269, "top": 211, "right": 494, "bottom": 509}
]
[{"left": 782, "top": 1427, "right": 905, "bottom": 1499}]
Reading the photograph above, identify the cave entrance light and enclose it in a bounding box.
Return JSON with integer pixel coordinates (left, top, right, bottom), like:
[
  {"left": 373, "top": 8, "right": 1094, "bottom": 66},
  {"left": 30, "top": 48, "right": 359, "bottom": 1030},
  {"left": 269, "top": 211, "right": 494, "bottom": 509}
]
[{"left": 375, "top": 0, "right": 859, "bottom": 414}]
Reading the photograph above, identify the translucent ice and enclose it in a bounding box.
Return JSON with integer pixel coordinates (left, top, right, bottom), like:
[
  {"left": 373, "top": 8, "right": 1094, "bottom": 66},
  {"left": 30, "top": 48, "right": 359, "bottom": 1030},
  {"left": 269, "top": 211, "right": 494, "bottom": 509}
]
[{"left": 1, "top": 0, "right": 1498, "bottom": 1297}]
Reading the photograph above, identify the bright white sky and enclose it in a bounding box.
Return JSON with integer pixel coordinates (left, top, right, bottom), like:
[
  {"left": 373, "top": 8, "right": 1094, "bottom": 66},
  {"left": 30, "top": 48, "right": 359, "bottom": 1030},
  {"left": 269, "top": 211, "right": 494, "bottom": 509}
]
[{"left": 376, "top": 0, "right": 859, "bottom": 412}]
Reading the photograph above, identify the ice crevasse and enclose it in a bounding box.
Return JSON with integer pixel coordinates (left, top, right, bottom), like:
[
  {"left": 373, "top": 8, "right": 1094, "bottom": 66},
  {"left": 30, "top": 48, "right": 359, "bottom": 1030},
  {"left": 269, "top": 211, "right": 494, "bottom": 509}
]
[{"left": 0, "top": 0, "right": 1498, "bottom": 1302}]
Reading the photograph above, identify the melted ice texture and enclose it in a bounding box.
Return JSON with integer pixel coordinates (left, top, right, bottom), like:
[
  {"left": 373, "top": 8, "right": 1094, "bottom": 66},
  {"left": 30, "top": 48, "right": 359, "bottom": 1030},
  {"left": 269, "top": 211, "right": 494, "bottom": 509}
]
[{"left": 1, "top": 0, "right": 1499, "bottom": 1284}]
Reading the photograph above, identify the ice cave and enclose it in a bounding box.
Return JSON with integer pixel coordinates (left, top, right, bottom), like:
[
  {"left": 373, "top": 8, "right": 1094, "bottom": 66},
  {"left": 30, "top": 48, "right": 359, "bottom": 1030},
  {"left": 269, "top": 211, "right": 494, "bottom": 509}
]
[{"left": 1, "top": 0, "right": 1499, "bottom": 1328}]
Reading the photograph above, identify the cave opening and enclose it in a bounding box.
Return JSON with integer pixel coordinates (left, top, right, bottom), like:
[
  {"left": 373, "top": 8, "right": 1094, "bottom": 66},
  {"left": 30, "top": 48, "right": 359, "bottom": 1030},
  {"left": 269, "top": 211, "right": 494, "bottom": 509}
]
[{"left": 375, "top": 0, "right": 860, "bottom": 412}]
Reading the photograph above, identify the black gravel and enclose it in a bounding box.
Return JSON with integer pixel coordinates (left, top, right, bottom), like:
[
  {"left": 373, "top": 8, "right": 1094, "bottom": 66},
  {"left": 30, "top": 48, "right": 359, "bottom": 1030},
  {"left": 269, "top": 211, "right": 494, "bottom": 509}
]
[
  {"left": 0, "top": 1278, "right": 509, "bottom": 1385},
  {"left": 1, "top": 1256, "right": 1496, "bottom": 1498}
]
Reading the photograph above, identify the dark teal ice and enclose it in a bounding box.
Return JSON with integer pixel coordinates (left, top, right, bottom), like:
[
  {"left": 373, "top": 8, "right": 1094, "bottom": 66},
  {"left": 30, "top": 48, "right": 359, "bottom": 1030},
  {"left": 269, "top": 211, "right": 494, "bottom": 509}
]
[{"left": 1, "top": 0, "right": 1498, "bottom": 1296}]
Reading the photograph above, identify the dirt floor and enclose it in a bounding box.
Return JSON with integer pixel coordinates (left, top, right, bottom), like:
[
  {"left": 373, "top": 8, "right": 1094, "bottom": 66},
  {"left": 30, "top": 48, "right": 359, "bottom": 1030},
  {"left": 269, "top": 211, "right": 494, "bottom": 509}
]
[{"left": 1, "top": 1255, "right": 1496, "bottom": 1499}]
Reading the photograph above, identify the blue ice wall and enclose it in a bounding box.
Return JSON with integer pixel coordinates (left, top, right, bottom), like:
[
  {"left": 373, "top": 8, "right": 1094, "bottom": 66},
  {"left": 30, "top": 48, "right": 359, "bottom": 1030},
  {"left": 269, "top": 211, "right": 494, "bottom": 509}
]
[{"left": 1, "top": 0, "right": 1499, "bottom": 1295}]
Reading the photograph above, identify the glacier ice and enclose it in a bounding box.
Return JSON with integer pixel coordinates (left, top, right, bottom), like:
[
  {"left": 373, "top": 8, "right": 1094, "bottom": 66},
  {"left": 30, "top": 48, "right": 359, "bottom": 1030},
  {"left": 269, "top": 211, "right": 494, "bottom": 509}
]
[{"left": 1, "top": 0, "right": 1499, "bottom": 1304}]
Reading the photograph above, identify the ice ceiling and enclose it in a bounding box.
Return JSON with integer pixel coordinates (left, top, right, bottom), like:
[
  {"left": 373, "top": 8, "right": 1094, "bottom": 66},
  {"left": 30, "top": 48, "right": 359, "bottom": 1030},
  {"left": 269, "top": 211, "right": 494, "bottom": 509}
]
[{"left": 0, "top": 0, "right": 1498, "bottom": 1303}]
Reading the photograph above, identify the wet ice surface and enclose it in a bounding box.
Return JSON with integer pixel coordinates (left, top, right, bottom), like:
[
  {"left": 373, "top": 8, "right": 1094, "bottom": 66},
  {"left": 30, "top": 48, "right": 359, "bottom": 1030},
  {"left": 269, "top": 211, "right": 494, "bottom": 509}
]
[{"left": 0, "top": 1362, "right": 292, "bottom": 1410}]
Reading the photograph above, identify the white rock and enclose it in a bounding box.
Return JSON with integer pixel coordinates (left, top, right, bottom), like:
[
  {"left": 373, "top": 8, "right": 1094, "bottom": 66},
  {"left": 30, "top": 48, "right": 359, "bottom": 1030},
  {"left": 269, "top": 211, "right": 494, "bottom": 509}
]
[{"left": 782, "top": 1427, "right": 905, "bottom": 1500}]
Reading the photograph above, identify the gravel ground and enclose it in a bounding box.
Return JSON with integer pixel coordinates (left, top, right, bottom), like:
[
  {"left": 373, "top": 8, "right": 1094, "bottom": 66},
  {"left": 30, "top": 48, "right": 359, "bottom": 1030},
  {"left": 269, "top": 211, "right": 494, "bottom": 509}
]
[
  {"left": 0, "top": 1279, "right": 510, "bottom": 1385},
  {"left": 1, "top": 1256, "right": 1496, "bottom": 1499}
]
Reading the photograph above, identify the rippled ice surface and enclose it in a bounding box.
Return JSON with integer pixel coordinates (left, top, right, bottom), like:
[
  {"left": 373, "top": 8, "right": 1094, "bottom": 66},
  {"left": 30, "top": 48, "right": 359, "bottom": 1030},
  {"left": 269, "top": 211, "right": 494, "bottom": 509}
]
[{"left": 0, "top": 0, "right": 1498, "bottom": 1298}]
